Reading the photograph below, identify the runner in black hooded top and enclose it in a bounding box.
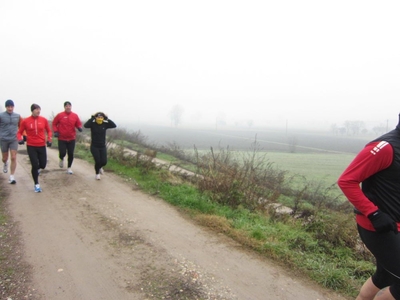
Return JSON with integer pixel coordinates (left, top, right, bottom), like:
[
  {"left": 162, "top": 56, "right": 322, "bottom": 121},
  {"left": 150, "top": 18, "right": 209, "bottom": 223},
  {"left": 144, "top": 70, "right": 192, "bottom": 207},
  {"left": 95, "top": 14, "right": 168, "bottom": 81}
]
[{"left": 84, "top": 112, "right": 116, "bottom": 180}]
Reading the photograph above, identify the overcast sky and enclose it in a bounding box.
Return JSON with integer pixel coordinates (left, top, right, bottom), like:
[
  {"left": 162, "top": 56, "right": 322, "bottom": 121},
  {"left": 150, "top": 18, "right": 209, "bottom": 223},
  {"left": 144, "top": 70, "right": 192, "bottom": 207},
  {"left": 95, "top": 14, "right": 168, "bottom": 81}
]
[{"left": 1, "top": 1, "right": 399, "bottom": 131}]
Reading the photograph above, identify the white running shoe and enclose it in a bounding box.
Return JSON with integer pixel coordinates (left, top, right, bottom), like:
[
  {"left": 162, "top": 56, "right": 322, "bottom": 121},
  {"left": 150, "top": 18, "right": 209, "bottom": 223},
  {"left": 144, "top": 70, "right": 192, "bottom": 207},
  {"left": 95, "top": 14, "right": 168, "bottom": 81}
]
[
  {"left": 99, "top": 168, "right": 104, "bottom": 175},
  {"left": 95, "top": 174, "right": 101, "bottom": 180},
  {"left": 59, "top": 159, "right": 64, "bottom": 168},
  {"left": 9, "top": 175, "right": 16, "bottom": 184},
  {"left": 67, "top": 168, "right": 73, "bottom": 174},
  {"left": 3, "top": 161, "right": 8, "bottom": 173},
  {"left": 38, "top": 168, "right": 42, "bottom": 175},
  {"left": 34, "top": 184, "right": 42, "bottom": 193}
]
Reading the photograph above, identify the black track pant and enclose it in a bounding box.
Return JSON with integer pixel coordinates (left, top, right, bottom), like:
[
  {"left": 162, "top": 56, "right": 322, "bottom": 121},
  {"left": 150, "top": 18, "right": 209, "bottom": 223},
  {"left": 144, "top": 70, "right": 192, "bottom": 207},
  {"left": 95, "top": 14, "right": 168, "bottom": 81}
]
[
  {"left": 358, "top": 224, "right": 400, "bottom": 299},
  {"left": 27, "top": 145, "right": 47, "bottom": 185},
  {"left": 90, "top": 145, "right": 107, "bottom": 175},
  {"left": 58, "top": 140, "right": 76, "bottom": 168}
]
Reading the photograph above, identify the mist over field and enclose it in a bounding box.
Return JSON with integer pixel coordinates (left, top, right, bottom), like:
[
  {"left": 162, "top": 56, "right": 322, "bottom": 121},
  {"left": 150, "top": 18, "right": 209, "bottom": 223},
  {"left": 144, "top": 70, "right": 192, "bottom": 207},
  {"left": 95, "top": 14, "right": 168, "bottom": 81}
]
[{"left": 118, "top": 121, "right": 371, "bottom": 154}]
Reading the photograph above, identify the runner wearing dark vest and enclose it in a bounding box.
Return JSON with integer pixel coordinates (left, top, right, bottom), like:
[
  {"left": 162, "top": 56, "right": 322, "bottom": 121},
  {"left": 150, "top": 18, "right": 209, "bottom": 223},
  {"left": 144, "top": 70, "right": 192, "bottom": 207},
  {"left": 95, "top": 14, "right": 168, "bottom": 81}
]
[{"left": 338, "top": 114, "right": 400, "bottom": 300}]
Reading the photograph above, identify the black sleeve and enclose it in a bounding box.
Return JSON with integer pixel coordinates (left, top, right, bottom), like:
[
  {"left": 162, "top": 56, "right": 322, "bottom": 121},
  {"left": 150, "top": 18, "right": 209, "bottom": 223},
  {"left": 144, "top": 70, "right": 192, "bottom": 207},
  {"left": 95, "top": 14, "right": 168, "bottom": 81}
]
[
  {"left": 106, "top": 119, "right": 117, "bottom": 129},
  {"left": 83, "top": 118, "right": 94, "bottom": 128}
]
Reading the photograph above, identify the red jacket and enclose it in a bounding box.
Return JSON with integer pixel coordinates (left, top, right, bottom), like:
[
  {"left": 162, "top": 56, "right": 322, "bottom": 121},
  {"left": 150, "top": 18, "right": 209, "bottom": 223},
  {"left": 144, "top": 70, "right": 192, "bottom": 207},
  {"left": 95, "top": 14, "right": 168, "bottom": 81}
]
[
  {"left": 338, "top": 141, "right": 394, "bottom": 231},
  {"left": 52, "top": 111, "right": 82, "bottom": 141},
  {"left": 17, "top": 116, "right": 52, "bottom": 147}
]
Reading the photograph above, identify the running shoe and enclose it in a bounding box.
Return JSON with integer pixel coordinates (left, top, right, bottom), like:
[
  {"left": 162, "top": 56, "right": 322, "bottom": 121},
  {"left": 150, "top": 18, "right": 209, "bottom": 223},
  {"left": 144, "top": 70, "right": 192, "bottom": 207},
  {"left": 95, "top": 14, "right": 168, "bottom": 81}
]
[
  {"left": 95, "top": 174, "right": 101, "bottom": 180},
  {"left": 9, "top": 175, "right": 16, "bottom": 184},
  {"left": 99, "top": 168, "right": 104, "bottom": 175},
  {"left": 59, "top": 159, "right": 64, "bottom": 168},
  {"left": 34, "top": 184, "right": 42, "bottom": 193},
  {"left": 38, "top": 169, "right": 42, "bottom": 175},
  {"left": 67, "top": 168, "right": 73, "bottom": 174},
  {"left": 3, "top": 161, "right": 8, "bottom": 173}
]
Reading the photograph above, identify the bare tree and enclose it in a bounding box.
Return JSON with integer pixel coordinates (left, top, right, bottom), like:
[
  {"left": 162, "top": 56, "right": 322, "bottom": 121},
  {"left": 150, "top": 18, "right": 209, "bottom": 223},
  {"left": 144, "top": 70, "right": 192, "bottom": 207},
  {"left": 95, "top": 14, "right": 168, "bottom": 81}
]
[
  {"left": 372, "top": 125, "right": 387, "bottom": 135},
  {"left": 349, "top": 120, "right": 365, "bottom": 135},
  {"left": 343, "top": 120, "right": 365, "bottom": 135},
  {"left": 169, "top": 104, "right": 184, "bottom": 127}
]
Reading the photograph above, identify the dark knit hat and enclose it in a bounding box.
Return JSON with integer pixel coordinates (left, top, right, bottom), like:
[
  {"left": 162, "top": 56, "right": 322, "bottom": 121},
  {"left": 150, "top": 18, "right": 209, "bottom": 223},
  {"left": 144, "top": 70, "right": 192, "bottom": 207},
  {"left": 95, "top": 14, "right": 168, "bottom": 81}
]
[
  {"left": 64, "top": 101, "right": 72, "bottom": 107},
  {"left": 5, "top": 99, "right": 14, "bottom": 107},
  {"left": 31, "top": 104, "right": 41, "bottom": 112}
]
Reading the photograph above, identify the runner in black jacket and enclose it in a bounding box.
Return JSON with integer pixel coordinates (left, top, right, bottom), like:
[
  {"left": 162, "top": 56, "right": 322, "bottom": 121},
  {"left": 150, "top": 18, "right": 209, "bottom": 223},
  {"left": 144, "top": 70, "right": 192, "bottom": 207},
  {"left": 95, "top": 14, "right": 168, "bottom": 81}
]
[{"left": 84, "top": 112, "right": 116, "bottom": 180}]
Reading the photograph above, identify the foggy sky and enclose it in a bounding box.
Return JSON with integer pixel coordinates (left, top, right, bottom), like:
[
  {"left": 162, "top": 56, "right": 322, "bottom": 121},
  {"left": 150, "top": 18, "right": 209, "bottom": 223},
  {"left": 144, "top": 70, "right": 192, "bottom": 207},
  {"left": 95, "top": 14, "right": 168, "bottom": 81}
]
[{"left": 1, "top": 1, "right": 400, "bottom": 131}]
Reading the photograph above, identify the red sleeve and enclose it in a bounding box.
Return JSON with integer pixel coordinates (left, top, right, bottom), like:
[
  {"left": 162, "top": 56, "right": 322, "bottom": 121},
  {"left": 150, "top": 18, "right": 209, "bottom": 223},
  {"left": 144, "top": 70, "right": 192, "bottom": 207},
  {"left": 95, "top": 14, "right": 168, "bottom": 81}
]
[
  {"left": 338, "top": 141, "right": 393, "bottom": 216},
  {"left": 45, "top": 118, "right": 52, "bottom": 141},
  {"left": 52, "top": 113, "right": 60, "bottom": 132},
  {"left": 17, "top": 119, "right": 26, "bottom": 141},
  {"left": 75, "top": 113, "right": 82, "bottom": 129}
]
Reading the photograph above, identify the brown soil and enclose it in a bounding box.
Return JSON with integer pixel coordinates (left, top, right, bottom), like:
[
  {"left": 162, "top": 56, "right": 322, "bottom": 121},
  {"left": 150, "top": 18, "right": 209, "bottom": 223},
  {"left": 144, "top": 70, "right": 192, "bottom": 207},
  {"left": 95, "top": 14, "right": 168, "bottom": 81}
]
[{"left": 0, "top": 146, "right": 350, "bottom": 300}]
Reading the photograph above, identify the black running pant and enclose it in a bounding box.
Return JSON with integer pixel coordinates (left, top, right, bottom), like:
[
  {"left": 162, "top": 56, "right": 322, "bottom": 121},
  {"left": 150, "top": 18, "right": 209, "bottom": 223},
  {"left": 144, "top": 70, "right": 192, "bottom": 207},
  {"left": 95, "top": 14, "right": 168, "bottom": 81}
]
[
  {"left": 27, "top": 145, "right": 47, "bottom": 185},
  {"left": 90, "top": 145, "right": 107, "bottom": 175},
  {"left": 58, "top": 140, "right": 76, "bottom": 168},
  {"left": 358, "top": 224, "right": 400, "bottom": 299}
]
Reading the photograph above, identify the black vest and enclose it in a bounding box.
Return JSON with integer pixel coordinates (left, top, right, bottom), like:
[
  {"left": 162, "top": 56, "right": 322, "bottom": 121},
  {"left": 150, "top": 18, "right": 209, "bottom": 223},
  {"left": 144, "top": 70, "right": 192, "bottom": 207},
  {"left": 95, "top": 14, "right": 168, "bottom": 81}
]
[{"left": 362, "top": 128, "right": 400, "bottom": 222}]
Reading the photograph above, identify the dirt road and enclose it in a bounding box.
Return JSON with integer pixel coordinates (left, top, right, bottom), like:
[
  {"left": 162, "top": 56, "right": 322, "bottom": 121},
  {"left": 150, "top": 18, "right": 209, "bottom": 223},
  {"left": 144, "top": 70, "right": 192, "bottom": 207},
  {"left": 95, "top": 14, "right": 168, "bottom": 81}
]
[{"left": 1, "top": 146, "right": 349, "bottom": 300}]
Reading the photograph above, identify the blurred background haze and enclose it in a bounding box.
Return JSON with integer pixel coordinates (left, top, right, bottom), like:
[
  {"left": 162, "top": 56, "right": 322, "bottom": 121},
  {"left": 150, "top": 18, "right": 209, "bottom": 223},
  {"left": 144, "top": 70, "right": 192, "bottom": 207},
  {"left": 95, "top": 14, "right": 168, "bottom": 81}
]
[{"left": 1, "top": 0, "right": 399, "bottom": 132}]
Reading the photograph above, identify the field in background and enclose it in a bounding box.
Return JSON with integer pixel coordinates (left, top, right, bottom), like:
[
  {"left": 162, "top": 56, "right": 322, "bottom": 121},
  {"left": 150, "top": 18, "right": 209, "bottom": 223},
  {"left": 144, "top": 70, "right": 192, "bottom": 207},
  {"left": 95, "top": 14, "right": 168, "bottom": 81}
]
[
  {"left": 123, "top": 123, "right": 366, "bottom": 189},
  {"left": 185, "top": 149, "right": 355, "bottom": 203},
  {"left": 262, "top": 151, "right": 355, "bottom": 185}
]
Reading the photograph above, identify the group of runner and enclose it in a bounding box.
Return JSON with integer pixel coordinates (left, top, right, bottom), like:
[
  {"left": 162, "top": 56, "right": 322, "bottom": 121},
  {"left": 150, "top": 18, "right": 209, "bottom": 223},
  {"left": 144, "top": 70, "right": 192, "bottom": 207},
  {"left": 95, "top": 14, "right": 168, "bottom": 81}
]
[{"left": 0, "top": 99, "right": 116, "bottom": 192}]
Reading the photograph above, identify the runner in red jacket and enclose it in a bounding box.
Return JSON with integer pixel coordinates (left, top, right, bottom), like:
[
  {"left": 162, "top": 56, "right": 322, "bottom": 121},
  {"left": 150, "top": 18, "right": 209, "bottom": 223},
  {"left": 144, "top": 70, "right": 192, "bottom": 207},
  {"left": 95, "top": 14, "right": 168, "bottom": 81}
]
[
  {"left": 52, "top": 101, "right": 82, "bottom": 174},
  {"left": 338, "top": 114, "right": 400, "bottom": 300},
  {"left": 17, "top": 104, "right": 52, "bottom": 193}
]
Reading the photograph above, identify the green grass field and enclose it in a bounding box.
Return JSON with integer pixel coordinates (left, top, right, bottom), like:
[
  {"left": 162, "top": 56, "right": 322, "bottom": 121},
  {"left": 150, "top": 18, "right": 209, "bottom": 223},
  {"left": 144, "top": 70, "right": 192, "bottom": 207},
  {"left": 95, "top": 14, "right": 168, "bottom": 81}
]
[
  {"left": 186, "top": 148, "right": 356, "bottom": 186},
  {"left": 263, "top": 151, "right": 356, "bottom": 185}
]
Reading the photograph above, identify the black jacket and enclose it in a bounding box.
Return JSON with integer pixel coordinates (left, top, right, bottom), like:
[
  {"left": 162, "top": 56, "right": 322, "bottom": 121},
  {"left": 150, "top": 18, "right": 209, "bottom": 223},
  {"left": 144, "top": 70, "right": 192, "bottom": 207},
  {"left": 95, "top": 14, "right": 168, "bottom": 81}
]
[{"left": 84, "top": 117, "right": 117, "bottom": 147}]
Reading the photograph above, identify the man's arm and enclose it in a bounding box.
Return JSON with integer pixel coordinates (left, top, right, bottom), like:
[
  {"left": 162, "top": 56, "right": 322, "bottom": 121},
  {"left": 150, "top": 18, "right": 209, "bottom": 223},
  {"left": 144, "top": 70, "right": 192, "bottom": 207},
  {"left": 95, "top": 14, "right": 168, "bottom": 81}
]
[{"left": 338, "top": 141, "right": 393, "bottom": 216}]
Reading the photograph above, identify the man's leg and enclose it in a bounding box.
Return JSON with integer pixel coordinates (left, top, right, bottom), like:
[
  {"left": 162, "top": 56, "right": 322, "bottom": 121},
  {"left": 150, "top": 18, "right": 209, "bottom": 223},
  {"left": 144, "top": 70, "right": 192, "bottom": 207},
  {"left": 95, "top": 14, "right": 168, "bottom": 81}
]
[
  {"left": 66, "top": 140, "right": 76, "bottom": 168},
  {"left": 356, "top": 277, "right": 381, "bottom": 300},
  {"left": 27, "top": 146, "right": 40, "bottom": 185},
  {"left": 2, "top": 152, "right": 9, "bottom": 164},
  {"left": 2, "top": 151, "right": 9, "bottom": 172},
  {"left": 9, "top": 140, "right": 18, "bottom": 176},
  {"left": 10, "top": 150, "right": 17, "bottom": 174},
  {"left": 1, "top": 141, "right": 10, "bottom": 173},
  {"left": 58, "top": 140, "right": 67, "bottom": 168}
]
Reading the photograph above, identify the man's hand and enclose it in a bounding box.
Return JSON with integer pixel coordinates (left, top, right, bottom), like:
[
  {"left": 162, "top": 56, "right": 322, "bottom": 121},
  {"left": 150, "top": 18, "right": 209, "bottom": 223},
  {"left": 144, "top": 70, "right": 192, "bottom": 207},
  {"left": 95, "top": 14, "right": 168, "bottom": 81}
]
[
  {"left": 368, "top": 210, "right": 398, "bottom": 233},
  {"left": 46, "top": 141, "right": 52, "bottom": 147},
  {"left": 54, "top": 132, "right": 59, "bottom": 138},
  {"left": 18, "top": 140, "right": 24, "bottom": 145},
  {"left": 77, "top": 128, "right": 83, "bottom": 132}
]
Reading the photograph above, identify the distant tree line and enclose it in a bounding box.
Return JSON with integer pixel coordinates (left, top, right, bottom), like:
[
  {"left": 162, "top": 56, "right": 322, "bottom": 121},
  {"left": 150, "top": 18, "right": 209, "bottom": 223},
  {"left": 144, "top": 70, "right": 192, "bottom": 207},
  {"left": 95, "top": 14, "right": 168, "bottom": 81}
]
[{"left": 330, "top": 120, "right": 387, "bottom": 136}]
